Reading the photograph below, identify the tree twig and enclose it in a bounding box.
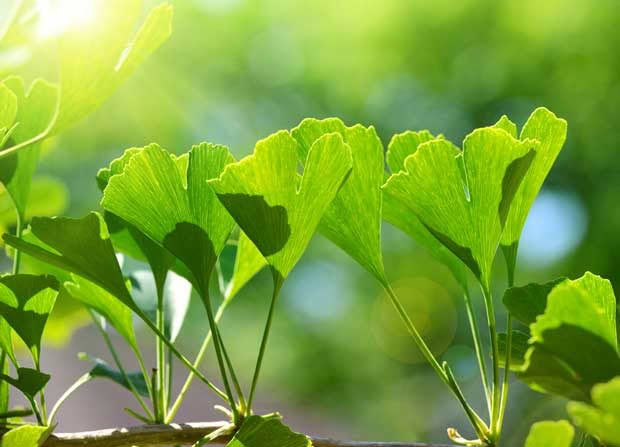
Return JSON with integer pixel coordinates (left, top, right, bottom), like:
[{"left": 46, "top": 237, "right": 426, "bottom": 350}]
[{"left": 0, "top": 421, "right": 457, "bottom": 447}]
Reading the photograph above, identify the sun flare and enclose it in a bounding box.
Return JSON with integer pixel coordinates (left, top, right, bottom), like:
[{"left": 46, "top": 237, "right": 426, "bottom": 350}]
[{"left": 36, "top": 0, "right": 96, "bottom": 39}]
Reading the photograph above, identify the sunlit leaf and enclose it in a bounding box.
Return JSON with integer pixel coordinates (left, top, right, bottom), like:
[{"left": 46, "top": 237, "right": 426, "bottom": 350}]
[
  {"left": 383, "top": 130, "right": 468, "bottom": 290},
  {"left": 497, "top": 330, "right": 529, "bottom": 371},
  {"left": 520, "top": 273, "right": 620, "bottom": 401},
  {"left": 503, "top": 277, "right": 567, "bottom": 326},
  {"left": 0, "top": 82, "right": 17, "bottom": 137},
  {"left": 51, "top": 1, "right": 173, "bottom": 134},
  {"left": 382, "top": 127, "right": 537, "bottom": 289},
  {"left": 3, "top": 213, "right": 135, "bottom": 311},
  {"left": 225, "top": 415, "right": 311, "bottom": 447},
  {"left": 225, "top": 232, "right": 267, "bottom": 301},
  {"left": 292, "top": 119, "right": 385, "bottom": 282},
  {"left": 0, "top": 77, "right": 57, "bottom": 220},
  {"left": 64, "top": 274, "right": 138, "bottom": 353},
  {"left": 567, "top": 376, "right": 620, "bottom": 444},
  {"left": 131, "top": 270, "right": 192, "bottom": 343},
  {"left": 0, "top": 274, "right": 59, "bottom": 365},
  {"left": 0, "top": 424, "right": 52, "bottom": 447},
  {"left": 79, "top": 353, "right": 149, "bottom": 397},
  {"left": 0, "top": 367, "right": 50, "bottom": 399},
  {"left": 102, "top": 143, "right": 235, "bottom": 296},
  {"left": 523, "top": 420, "right": 574, "bottom": 447},
  {"left": 500, "top": 108, "right": 567, "bottom": 255},
  {"left": 209, "top": 131, "right": 352, "bottom": 280},
  {"left": 0, "top": 318, "right": 14, "bottom": 366}
]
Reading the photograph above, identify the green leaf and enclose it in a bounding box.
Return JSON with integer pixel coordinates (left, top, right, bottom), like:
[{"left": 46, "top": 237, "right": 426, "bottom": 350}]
[
  {"left": 292, "top": 119, "right": 385, "bottom": 281},
  {"left": 225, "top": 415, "right": 311, "bottom": 447},
  {"left": 503, "top": 277, "right": 567, "bottom": 326},
  {"left": 382, "top": 127, "right": 537, "bottom": 289},
  {"left": 500, "top": 108, "right": 567, "bottom": 249},
  {"left": 0, "top": 351, "right": 8, "bottom": 419},
  {"left": 3, "top": 213, "right": 135, "bottom": 312},
  {"left": 101, "top": 143, "right": 236, "bottom": 296},
  {"left": 0, "top": 77, "right": 58, "bottom": 220},
  {"left": 0, "top": 82, "right": 17, "bottom": 137},
  {"left": 131, "top": 270, "right": 192, "bottom": 343},
  {"left": 225, "top": 232, "right": 267, "bottom": 301},
  {"left": 0, "top": 274, "right": 59, "bottom": 365},
  {"left": 492, "top": 115, "right": 517, "bottom": 137},
  {"left": 52, "top": 2, "right": 173, "bottom": 134},
  {"left": 79, "top": 353, "right": 149, "bottom": 397},
  {"left": 0, "top": 176, "right": 68, "bottom": 239},
  {"left": 383, "top": 130, "right": 468, "bottom": 290},
  {"left": 209, "top": 131, "right": 352, "bottom": 280},
  {"left": 64, "top": 275, "right": 138, "bottom": 353},
  {"left": 520, "top": 272, "right": 620, "bottom": 401},
  {"left": 568, "top": 376, "right": 620, "bottom": 444},
  {"left": 0, "top": 319, "right": 14, "bottom": 366},
  {"left": 523, "top": 420, "right": 574, "bottom": 447},
  {"left": 497, "top": 330, "right": 529, "bottom": 371},
  {"left": 0, "top": 368, "right": 50, "bottom": 399},
  {"left": 0, "top": 424, "right": 52, "bottom": 447}
]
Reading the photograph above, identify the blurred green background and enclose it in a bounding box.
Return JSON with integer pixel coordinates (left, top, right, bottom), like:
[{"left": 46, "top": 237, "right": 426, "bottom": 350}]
[{"left": 1, "top": 0, "right": 619, "bottom": 445}]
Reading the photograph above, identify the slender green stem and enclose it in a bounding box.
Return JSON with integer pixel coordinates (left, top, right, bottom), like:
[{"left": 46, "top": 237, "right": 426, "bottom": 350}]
[
  {"left": 166, "top": 347, "right": 173, "bottom": 412},
  {"left": 48, "top": 373, "right": 91, "bottom": 423},
  {"left": 481, "top": 283, "right": 501, "bottom": 434},
  {"left": 217, "top": 325, "right": 246, "bottom": 413},
  {"left": 199, "top": 287, "right": 239, "bottom": 423},
  {"left": 138, "top": 307, "right": 229, "bottom": 402},
  {"left": 384, "top": 283, "right": 490, "bottom": 442},
  {"left": 247, "top": 276, "right": 283, "bottom": 413},
  {"left": 463, "top": 287, "right": 492, "bottom": 417},
  {"left": 155, "top": 283, "right": 167, "bottom": 423},
  {"left": 124, "top": 407, "right": 151, "bottom": 424},
  {"left": 166, "top": 299, "right": 229, "bottom": 423},
  {"left": 26, "top": 396, "right": 43, "bottom": 426},
  {"left": 12, "top": 213, "right": 22, "bottom": 275},
  {"left": 88, "top": 310, "right": 154, "bottom": 420}
]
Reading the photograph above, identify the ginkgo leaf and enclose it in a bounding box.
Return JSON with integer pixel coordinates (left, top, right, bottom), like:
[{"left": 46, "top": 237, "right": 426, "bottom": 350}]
[
  {"left": 500, "top": 108, "right": 567, "bottom": 261},
  {"left": 3, "top": 213, "right": 135, "bottom": 311},
  {"left": 383, "top": 130, "right": 468, "bottom": 290},
  {"left": 567, "top": 376, "right": 620, "bottom": 444},
  {"left": 519, "top": 273, "right": 620, "bottom": 401},
  {"left": 51, "top": 1, "right": 173, "bottom": 134},
  {"left": 503, "top": 277, "right": 567, "bottom": 326},
  {"left": 225, "top": 415, "right": 311, "bottom": 447},
  {"left": 0, "top": 82, "right": 17, "bottom": 137},
  {"left": 0, "top": 274, "right": 59, "bottom": 365},
  {"left": 492, "top": 115, "right": 517, "bottom": 137},
  {"left": 225, "top": 232, "right": 267, "bottom": 301},
  {"left": 0, "top": 424, "right": 53, "bottom": 447},
  {"left": 79, "top": 353, "right": 149, "bottom": 397},
  {"left": 292, "top": 118, "right": 385, "bottom": 282},
  {"left": 131, "top": 270, "right": 192, "bottom": 343},
  {"left": 0, "top": 367, "right": 50, "bottom": 399},
  {"left": 64, "top": 274, "right": 139, "bottom": 353},
  {"left": 209, "top": 130, "right": 352, "bottom": 281},
  {"left": 382, "top": 127, "right": 537, "bottom": 289},
  {"left": 0, "top": 350, "right": 8, "bottom": 418},
  {"left": 102, "top": 143, "right": 236, "bottom": 296},
  {"left": 497, "top": 330, "right": 529, "bottom": 371},
  {"left": 0, "top": 317, "right": 15, "bottom": 366},
  {"left": 523, "top": 420, "right": 574, "bottom": 447},
  {"left": 0, "top": 77, "right": 57, "bottom": 220}
]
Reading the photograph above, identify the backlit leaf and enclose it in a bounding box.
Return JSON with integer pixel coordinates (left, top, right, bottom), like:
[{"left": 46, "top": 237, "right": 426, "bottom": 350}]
[
  {"left": 503, "top": 277, "right": 567, "bottom": 326},
  {"left": 225, "top": 232, "right": 267, "bottom": 301},
  {"left": 383, "top": 130, "right": 468, "bottom": 290},
  {"left": 567, "top": 376, "right": 620, "bottom": 444},
  {"left": 0, "top": 274, "right": 59, "bottom": 365},
  {"left": 209, "top": 131, "right": 352, "bottom": 280},
  {"left": 0, "top": 82, "right": 17, "bottom": 138},
  {"left": 51, "top": 1, "right": 173, "bottom": 134},
  {"left": 0, "top": 424, "right": 52, "bottom": 447},
  {"left": 102, "top": 143, "right": 235, "bottom": 296},
  {"left": 500, "top": 108, "right": 567, "bottom": 252},
  {"left": 0, "top": 77, "right": 57, "bottom": 220},
  {"left": 497, "top": 330, "right": 529, "bottom": 371},
  {"left": 226, "top": 415, "right": 311, "bottom": 447},
  {"left": 382, "top": 127, "right": 537, "bottom": 289},
  {"left": 523, "top": 420, "right": 574, "bottom": 447},
  {"left": 292, "top": 119, "right": 385, "bottom": 282},
  {"left": 64, "top": 274, "right": 138, "bottom": 353}
]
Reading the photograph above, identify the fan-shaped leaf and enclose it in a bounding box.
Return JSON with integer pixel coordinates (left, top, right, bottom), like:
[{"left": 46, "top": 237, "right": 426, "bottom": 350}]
[
  {"left": 226, "top": 415, "right": 311, "bottom": 447},
  {"left": 225, "top": 232, "right": 267, "bottom": 301},
  {"left": 524, "top": 420, "right": 574, "bottom": 447},
  {"left": 209, "top": 131, "right": 352, "bottom": 280},
  {"left": 503, "top": 277, "right": 567, "bottom": 326},
  {"left": 382, "top": 127, "right": 537, "bottom": 289},
  {"left": 0, "top": 368, "right": 50, "bottom": 399},
  {"left": 79, "top": 353, "right": 149, "bottom": 397},
  {"left": 0, "top": 424, "right": 52, "bottom": 447}
]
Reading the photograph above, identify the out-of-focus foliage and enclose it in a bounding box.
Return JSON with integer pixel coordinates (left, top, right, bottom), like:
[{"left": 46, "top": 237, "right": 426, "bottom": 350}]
[{"left": 3, "top": 0, "right": 620, "bottom": 444}]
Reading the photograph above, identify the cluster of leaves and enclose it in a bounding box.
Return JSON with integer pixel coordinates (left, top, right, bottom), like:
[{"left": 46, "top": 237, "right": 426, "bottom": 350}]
[{"left": 0, "top": 3, "right": 618, "bottom": 447}]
